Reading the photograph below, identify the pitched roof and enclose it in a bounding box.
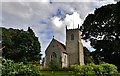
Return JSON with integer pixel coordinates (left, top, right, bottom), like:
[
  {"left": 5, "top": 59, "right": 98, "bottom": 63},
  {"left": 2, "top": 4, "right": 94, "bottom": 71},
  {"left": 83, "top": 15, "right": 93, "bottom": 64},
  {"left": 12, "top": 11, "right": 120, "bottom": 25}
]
[{"left": 53, "top": 38, "right": 67, "bottom": 54}]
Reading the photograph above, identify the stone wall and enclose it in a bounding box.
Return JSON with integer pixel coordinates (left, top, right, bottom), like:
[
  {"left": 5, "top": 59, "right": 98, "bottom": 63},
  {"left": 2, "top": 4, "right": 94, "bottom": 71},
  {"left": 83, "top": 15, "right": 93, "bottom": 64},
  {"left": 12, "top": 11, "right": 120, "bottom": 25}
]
[
  {"left": 66, "top": 28, "right": 84, "bottom": 67},
  {"left": 45, "top": 39, "right": 62, "bottom": 67}
]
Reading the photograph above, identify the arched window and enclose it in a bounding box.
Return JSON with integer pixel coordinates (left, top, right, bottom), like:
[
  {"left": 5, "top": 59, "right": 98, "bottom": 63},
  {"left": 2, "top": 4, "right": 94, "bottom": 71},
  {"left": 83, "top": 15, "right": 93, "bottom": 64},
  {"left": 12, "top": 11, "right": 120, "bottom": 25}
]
[
  {"left": 52, "top": 52, "right": 57, "bottom": 58},
  {"left": 71, "top": 34, "right": 74, "bottom": 40},
  {"left": 64, "top": 55, "right": 66, "bottom": 64},
  {"left": 51, "top": 52, "right": 57, "bottom": 60}
]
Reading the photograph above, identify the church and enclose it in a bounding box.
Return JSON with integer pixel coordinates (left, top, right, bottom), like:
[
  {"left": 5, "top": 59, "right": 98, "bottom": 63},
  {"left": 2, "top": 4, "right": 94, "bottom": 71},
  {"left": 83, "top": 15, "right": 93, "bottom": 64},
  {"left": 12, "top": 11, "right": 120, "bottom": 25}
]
[{"left": 44, "top": 26, "right": 84, "bottom": 68}]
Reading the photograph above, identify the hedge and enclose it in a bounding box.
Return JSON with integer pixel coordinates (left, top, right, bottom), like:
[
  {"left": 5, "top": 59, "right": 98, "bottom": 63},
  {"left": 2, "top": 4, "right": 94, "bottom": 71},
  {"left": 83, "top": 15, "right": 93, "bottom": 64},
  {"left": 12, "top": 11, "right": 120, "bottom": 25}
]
[
  {"left": 2, "top": 59, "right": 41, "bottom": 76},
  {"left": 70, "top": 63, "right": 118, "bottom": 75}
]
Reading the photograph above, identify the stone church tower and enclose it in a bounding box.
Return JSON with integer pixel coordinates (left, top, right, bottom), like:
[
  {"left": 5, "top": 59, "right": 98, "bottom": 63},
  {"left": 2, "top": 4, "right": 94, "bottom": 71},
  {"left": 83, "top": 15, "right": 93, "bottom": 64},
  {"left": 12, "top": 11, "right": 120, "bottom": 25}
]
[
  {"left": 66, "top": 26, "right": 84, "bottom": 67},
  {"left": 44, "top": 25, "right": 84, "bottom": 68}
]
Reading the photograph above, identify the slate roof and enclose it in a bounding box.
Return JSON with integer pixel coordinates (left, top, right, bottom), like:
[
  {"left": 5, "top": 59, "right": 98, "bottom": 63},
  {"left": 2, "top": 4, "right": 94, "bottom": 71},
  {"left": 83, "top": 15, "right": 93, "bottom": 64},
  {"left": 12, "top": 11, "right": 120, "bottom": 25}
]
[{"left": 53, "top": 38, "right": 67, "bottom": 54}]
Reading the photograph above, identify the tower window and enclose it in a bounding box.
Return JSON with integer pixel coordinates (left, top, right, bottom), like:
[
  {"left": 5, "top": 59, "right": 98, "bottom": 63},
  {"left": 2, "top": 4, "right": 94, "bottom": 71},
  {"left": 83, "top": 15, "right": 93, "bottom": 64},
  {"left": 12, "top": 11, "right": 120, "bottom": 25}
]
[{"left": 71, "top": 34, "right": 74, "bottom": 40}]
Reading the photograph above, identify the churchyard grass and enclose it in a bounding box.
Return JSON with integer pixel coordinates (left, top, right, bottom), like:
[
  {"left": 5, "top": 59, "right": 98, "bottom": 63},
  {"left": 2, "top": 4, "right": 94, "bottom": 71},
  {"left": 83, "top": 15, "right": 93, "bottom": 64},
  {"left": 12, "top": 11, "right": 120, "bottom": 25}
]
[
  {"left": 40, "top": 71, "right": 74, "bottom": 76},
  {"left": 40, "top": 71, "right": 120, "bottom": 76}
]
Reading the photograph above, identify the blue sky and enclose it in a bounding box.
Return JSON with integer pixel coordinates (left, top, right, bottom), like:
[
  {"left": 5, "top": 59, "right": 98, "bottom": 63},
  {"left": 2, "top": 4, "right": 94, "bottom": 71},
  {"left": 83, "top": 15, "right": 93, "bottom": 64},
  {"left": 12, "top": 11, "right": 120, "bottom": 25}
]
[{"left": 1, "top": 0, "right": 116, "bottom": 58}]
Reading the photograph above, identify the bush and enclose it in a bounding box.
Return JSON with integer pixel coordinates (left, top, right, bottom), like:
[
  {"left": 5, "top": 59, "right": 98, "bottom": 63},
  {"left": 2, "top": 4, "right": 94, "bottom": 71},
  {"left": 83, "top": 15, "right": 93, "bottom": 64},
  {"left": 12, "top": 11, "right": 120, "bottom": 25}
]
[
  {"left": 70, "top": 63, "right": 118, "bottom": 75},
  {"left": 81, "top": 65, "right": 95, "bottom": 75},
  {"left": 0, "top": 62, "right": 2, "bottom": 76},
  {"left": 48, "top": 59, "right": 60, "bottom": 70},
  {"left": 16, "top": 63, "right": 41, "bottom": 76},
  {"left": 2, "top": 59, "right": 18, "bottom": 76},
  {"left": 70, "top": 64, "right": 81, "bottom": 74},
  {"left": 100, "top": 63, "right": 118, "bottom": 74},
  {"left": 91, "top": 64, "right": 103, "bottom": 74},
  {"left": 2, "top": 58, "right": 41, "bottom": 76}
]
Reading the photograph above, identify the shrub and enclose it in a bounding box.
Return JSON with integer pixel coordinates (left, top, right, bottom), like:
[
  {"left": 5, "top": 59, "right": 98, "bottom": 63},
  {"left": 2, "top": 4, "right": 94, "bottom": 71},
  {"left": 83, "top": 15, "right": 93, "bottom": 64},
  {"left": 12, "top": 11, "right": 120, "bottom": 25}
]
[
  {"left": 48, "top": 59, "right": 60, "bottom": 70},
  {"left": 2, "top": 59, "right": 18, "bottom": 76},
  {"left": 100, "top": 63, "right": 118, "bottom": 74},
  {"left": 16, "top": 63, "right": 41, "bottom": 76},
  {"left": 70, "top": 64, "right": 81, "bottom": 75},
  {"left": 2, "top": 58, "right": 41, "bottom": 76},
  {"left": 91, "top": 64, "right": 103, "bottom": 74},
  {"left": 0, "top": 62, "right": 2, "bottom": 76},
  {"left": 70, "top": 63, "right": 118, "bottom": 75},
  {"left": 81, "top": 65, "right": 95, "bottom": 75}
]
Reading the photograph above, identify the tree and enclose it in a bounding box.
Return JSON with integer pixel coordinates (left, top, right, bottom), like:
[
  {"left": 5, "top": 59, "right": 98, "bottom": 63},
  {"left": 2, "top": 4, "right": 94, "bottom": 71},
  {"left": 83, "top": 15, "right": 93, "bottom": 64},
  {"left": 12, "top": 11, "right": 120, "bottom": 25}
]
[
  {"left": 2, "top": 27, "right": 41, "bottom": 63},
  {"left": 83, "top": 47, "right": 94, "bottom": 64},
  {"left": 81, "top": 2, "right": 120, "bottom": 70},
  {"left": 48, "top": 59, "right": 60, "bottom": 70}
]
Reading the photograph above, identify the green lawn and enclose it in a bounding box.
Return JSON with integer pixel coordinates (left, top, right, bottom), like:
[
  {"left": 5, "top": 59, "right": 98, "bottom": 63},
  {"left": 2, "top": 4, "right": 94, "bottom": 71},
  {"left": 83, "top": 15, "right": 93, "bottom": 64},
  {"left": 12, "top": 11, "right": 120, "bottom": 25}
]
[
  {"left": 40, "top": 71, "right": 74, "bottom": 76},
  {"left": 40, "top": 71, "right": 120, "bottom": 76}
]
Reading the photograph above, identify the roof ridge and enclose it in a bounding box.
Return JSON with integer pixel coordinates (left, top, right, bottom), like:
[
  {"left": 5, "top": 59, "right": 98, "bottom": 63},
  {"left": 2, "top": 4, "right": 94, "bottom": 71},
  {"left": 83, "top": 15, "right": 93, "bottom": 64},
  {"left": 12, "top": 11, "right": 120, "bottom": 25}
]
[
  {"left": 53, "top": 38, "right": 66, "bottom": 53},
  {"left": 54, "top": 38, "right": 65, "bottom": 46}
]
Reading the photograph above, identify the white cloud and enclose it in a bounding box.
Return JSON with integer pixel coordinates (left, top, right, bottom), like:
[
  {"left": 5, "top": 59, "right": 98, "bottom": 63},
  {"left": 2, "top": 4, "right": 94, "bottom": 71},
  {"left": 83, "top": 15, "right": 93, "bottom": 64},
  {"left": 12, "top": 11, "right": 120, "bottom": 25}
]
[
  {"left": 51, "top": 11, "right": 83, "bottom": 31},
  {"left": 51, "top": 16, "right": 63, "bottom": 28},
  {"left": 1, "top": 1, "right": 116, "bottom": 58},
  {"left": 50, "top": 11, "right": 83, "bottom": 45},
  {"left": 64, "top": 11, "right": 83, "bottom": 29},
  {"left": 1, "top": 0, "right": 50, "bottom": 2},
  {"left": 1, "top": 0, "right": 116, "bottom": 2}
]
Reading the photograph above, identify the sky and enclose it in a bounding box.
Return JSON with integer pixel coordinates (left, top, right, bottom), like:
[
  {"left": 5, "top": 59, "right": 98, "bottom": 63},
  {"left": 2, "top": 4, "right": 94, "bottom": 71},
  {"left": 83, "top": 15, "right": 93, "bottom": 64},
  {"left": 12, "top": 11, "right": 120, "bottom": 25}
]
[{"left": 1, "top": 0, "right": 117, "bottom": 58}]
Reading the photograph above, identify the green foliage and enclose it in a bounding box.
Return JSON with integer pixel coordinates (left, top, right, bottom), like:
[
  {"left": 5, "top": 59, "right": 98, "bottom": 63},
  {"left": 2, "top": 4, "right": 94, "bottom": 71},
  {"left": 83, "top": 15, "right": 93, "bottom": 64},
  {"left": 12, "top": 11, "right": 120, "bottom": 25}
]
[
  {"left": 81, "top": 65, "right": 95, "bottom": 75},
  {"left": 81, "top": 2, "right": 120, "bottom": 70},
  {"left": 2, "top": 27, "right": 41, "bottom": 63},
  {"left": 70, "top": 64, "right": 81, "bottom": 73},
  {"left": 0, "top": 63, "right": 1, "bottom": 76},
  {"left": 48, "top": 59, "right": 60, "bottom": 70},
  {"left": 100, "top": 63, "right": 118, "bottom": 74},
  {"left": 70, "top": 63, "right": 118, "bottom": 75},
  {"left": 2, "top": 59, "right": 18, "bottom": 75},
  {"left": 91, "top": 64, "right": 103, "bottom": 74},
  {"left": 2, "top": 58, "right": 41, "bottom": 76},
  {"left": 84, "top": 47, "right": 94, "bottom": 64}
]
